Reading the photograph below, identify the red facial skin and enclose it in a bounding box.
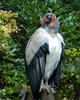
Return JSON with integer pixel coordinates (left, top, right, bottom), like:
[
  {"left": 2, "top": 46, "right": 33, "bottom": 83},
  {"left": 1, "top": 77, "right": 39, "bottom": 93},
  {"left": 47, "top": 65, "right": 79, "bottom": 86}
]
[{"left": 50, "top": 16, "right": 56, "bottom": 26}]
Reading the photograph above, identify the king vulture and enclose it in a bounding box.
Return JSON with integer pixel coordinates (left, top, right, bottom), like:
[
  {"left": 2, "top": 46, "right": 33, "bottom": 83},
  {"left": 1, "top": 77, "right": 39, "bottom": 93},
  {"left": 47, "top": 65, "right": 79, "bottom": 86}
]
[{"left": 25, "top": 10, "right": 65, "bottom": 100}]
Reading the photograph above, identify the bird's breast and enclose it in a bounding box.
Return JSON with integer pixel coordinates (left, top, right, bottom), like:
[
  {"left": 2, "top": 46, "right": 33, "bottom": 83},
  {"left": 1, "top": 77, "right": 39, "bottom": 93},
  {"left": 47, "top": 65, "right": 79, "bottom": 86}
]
[
  {"left": 48, "top": 36, "right": 61, "bottom": 53},
  {"left": 44, "top": 36, "right": 62, "bottom": 77}
]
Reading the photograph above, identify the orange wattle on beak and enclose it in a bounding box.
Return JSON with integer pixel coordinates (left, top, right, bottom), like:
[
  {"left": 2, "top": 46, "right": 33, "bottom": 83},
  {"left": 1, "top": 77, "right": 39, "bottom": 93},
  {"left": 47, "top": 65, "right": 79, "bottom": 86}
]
[{"left": 50, "top": 16, "right": 56, "bottom": 27}]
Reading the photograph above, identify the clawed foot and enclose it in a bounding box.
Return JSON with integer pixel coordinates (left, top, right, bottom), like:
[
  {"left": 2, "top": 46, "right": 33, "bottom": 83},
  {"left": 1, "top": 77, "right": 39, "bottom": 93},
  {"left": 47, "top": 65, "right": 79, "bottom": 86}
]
[
  {"left": 39, "top": 79, "right": 55, "bottom": 94},
  {"left": 39, "top": 84, "right": 50, "bottom": 93}
]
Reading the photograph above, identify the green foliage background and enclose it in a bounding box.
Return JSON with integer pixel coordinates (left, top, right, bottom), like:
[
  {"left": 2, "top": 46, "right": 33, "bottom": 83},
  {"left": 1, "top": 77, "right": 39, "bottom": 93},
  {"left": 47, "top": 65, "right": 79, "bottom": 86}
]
[{"left": 0, "top": 0, "right": 80, "bottom": 99}]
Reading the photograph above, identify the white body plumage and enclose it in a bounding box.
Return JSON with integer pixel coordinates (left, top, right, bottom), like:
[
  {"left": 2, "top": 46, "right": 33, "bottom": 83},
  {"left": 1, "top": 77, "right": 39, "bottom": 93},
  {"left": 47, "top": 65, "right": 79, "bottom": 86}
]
[
  {"left": 25, "top": 27, "right": 64, "bottom": 80},
  {"left": 25, "top": 27, "right": 64, "bottom": 93},
  {"left": 44, "top": 33, "right": 63, "bottom": 81}
]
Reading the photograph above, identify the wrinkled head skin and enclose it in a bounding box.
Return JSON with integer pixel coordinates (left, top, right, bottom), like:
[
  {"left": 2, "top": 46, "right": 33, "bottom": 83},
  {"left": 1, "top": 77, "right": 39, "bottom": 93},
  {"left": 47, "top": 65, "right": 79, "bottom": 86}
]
[
  {"left": 40, "top": 9, "right": 60, "bottom": 33},
  {"left": 40, "top": 13, "right": 56, "bottom": 26}
]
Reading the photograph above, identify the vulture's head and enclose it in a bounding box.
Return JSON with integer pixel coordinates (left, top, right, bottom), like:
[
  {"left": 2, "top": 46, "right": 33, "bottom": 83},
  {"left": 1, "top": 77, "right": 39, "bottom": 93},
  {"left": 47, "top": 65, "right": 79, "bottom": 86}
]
[{"left": 40, "top": 9, "right": 60, "bottom": 33}]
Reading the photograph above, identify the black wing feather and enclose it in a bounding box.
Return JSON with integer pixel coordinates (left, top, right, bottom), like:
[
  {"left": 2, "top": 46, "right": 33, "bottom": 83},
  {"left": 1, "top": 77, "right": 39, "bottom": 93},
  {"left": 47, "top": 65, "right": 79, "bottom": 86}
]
[{"left": 26, "top": 43, "right": 49, "bottom": 99}]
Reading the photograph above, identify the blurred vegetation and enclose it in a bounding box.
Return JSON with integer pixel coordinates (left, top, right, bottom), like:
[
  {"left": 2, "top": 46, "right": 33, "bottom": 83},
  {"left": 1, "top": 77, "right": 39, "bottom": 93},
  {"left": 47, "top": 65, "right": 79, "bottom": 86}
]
[{"left": 0, "top": 0, "right": 80, "bottom": 99}]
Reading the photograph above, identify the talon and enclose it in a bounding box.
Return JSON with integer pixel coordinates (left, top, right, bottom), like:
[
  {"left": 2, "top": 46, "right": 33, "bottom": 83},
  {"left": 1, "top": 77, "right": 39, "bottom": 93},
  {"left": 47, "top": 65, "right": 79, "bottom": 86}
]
[
  {"left": 39, "top": 79, "right": 44, "bottom": 92},
  {"left": 45, "top": 86, "right": 50, "bottom": 93},
  {"left": 39, "top": 85, "right": 43, "bottom": 92},
  {"left": 39, "top": 85, "right": 50, "bottom": 93}
]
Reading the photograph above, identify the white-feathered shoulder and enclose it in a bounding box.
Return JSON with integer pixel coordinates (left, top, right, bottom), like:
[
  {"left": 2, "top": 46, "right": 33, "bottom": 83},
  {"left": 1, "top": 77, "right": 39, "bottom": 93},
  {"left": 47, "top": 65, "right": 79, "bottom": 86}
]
[{"left": 25, "top": 27, "right": 49, "bottom": 65}]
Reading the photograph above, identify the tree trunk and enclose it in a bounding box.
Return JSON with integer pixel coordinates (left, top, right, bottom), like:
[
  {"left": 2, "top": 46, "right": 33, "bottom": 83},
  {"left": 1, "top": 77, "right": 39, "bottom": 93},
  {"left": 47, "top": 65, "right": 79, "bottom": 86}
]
[{"left": 40, "top": 89, "right": 55, "bottom": 100}]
